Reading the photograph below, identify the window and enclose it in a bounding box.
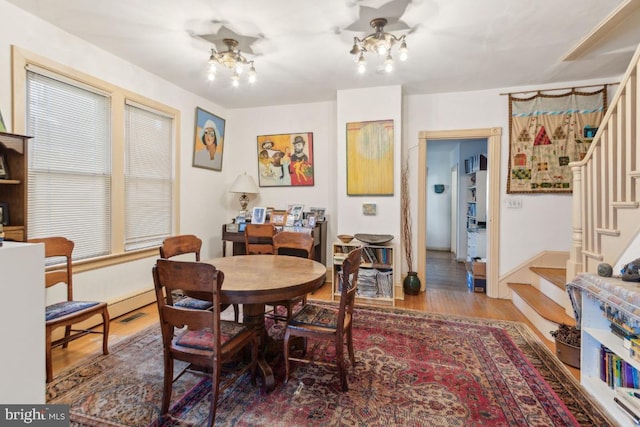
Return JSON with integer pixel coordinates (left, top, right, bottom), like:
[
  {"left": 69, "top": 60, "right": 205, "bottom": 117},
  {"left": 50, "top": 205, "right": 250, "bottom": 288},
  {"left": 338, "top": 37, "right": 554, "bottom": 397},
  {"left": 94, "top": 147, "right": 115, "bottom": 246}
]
[
  {"left": 27, "top": 69, "right": 112, "bottom": 260},
  {"left": 19, "top": 56, "right": 178, "bottom": 263},
  {"left": 124, "top": 102, "right": 173, "bottom": 251}
]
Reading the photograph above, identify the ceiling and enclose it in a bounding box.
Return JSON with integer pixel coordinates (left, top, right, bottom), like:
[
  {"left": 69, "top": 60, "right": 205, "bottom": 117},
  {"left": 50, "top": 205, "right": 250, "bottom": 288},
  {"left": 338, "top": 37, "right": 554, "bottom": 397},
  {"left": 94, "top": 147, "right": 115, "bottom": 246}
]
[{"left": 6, "top": 0, "right": 640, "bottom": 109}]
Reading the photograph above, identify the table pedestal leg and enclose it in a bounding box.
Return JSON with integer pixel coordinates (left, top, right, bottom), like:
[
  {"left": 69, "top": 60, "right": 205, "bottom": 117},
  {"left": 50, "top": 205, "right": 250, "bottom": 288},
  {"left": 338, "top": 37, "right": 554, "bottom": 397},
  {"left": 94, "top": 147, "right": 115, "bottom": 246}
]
[{"left": 243, "top": 303, "right": 275, "bottom": 392}]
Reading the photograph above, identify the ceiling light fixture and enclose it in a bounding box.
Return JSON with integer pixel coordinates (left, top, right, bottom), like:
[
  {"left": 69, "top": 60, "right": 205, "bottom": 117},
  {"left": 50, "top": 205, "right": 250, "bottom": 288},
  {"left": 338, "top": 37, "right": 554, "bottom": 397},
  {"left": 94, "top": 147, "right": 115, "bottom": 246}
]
[
  {"left": 207, "top": 38, "right": 256, "bottom": 87},
  {"left": 350, "top": 18, "right": 408, "bottom": 74}
]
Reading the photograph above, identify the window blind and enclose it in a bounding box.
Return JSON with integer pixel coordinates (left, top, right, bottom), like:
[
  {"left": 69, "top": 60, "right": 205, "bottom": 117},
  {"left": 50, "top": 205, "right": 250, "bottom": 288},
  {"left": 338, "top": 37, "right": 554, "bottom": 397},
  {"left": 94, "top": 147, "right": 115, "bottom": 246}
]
[
  {"left": 124, "top": 102, "right": 173, "bottom": 251},
  {"left": 26, "top": 70, "right": 112, "bottom": 260}
]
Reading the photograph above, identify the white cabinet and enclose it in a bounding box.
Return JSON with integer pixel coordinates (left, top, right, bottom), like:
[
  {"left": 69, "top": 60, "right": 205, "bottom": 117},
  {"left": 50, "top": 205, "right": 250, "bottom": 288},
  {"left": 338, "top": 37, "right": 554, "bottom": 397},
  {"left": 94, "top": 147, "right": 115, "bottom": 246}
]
[
  {"left": 467, "top": 228, "right": 487, "bottom": 259},
  {"left": 333, "top": 241, "right": 398, "bottom": 305},
  {"left": 0, "top": 242, "right": 45, "bottom": 403}
]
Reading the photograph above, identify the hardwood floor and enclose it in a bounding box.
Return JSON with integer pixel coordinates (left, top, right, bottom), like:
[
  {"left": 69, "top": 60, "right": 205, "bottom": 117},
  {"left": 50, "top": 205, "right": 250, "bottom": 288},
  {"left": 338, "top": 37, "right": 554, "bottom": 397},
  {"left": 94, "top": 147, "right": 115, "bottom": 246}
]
[
  {"left": 425, "top": 249, "right": 468, "bottom": 291},
  {"left": 51, "top": 254, "right": 580, "bottom": 382}
]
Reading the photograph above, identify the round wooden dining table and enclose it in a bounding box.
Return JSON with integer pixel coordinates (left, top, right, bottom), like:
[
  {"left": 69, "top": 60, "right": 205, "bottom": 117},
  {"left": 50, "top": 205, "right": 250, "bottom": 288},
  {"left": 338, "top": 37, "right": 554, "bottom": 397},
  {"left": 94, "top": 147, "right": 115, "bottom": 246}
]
[{"left": 205, "top": 254, "right": 327, "bottom": 391}]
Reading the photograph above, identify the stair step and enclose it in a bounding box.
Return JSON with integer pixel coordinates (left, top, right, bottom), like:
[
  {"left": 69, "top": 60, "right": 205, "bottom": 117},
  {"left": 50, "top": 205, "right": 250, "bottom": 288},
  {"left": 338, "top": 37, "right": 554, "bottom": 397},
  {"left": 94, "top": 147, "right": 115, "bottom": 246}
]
[
  {"left": 508, "top": 283, "right": 575, "bottom": 326},
  {"left": 529, "top": 267, "right": 567, "bottom": 290}
]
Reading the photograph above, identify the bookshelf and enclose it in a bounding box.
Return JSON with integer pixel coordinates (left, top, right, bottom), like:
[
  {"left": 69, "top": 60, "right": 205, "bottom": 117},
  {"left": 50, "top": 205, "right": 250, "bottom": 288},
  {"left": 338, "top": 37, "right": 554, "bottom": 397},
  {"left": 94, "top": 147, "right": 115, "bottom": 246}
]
[
  {"left": 332, "top": 241, "right": 397, "bottom": 306},
  {"left": 572, "top": 273, "right": 640, "bottom": 426},
  {"left": 465, "top": 153, "right": 487, "bottom": 262}
]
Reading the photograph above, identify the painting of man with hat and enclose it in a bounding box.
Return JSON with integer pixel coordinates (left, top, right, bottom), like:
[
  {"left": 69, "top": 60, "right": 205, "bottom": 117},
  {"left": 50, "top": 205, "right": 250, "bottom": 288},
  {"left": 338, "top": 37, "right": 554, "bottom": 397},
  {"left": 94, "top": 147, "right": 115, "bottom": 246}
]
[{"left": 256, "top": 132, "right": 314, "bottom": 187}]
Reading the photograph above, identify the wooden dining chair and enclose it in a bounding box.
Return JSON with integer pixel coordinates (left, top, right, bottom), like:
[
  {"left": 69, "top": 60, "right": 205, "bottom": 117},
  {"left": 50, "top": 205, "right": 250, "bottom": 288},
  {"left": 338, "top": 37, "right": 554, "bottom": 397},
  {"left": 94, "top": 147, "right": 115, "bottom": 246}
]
[
  {"left": 29, "top": 236, "right": 110, "bottom": 383},
  {"left": 268, "top": 231, "right": 315, "bottom": 322},
  {"left": 152, "top": 258, "right": 258, "bottom": 426},
  {"left": 243, "top": 223, "right": 276, "bottom": 255},
  {"left": 283, "top": 247, "right": 362, "bottom": 392},
  {"left": 160, "top": 234, "right": 239, "bottom": 322}
]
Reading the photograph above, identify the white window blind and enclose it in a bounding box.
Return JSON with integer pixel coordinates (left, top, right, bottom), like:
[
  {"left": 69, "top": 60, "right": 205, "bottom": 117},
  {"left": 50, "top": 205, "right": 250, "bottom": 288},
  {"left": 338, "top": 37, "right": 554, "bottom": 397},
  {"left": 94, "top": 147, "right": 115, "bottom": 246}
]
[
  {"left": 26, "top": 70, "right": 112, "bottom": 260},
  {"left": 124, "top": 102, "right": 173, "bottom": 251}
]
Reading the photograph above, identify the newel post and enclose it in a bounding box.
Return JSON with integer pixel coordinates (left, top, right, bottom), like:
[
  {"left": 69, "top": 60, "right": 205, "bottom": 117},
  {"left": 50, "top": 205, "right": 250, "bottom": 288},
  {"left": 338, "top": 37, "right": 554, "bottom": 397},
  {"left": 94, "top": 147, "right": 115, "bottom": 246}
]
[{"left": 566, "top": 163, "right": 583, "bottom": 282}]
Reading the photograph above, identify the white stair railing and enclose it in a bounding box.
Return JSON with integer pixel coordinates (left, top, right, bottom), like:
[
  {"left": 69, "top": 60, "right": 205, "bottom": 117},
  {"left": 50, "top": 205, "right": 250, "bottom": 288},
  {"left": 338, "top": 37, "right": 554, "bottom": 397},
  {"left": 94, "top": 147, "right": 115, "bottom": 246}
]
[{"left": 567, "top": 43, "right": 640, "bottom": 281}]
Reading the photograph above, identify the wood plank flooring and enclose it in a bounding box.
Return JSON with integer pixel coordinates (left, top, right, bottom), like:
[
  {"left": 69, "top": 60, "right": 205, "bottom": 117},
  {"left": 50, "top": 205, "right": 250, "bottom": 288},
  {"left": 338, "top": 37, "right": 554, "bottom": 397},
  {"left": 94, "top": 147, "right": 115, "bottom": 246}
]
[{"left": 51, "top": 253, "right": 580, "bottom": 382}]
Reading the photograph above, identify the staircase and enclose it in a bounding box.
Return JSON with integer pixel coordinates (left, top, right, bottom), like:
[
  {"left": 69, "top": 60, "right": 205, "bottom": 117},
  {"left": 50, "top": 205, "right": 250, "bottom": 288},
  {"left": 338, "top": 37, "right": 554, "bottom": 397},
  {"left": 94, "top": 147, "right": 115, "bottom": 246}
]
[
  {"left": 509, "top": 267, "right": 575, "bottom": 341},
  {"left": 510, "top": 43, "right": 640, "bottom": 343}
]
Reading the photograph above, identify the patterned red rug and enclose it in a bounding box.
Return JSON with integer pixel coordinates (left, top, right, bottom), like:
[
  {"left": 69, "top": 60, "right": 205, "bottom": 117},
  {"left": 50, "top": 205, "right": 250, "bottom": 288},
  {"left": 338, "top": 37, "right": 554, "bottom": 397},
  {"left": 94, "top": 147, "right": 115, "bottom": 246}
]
[{"left": 47, "top": 305, "right": 612, "bottom": 426}]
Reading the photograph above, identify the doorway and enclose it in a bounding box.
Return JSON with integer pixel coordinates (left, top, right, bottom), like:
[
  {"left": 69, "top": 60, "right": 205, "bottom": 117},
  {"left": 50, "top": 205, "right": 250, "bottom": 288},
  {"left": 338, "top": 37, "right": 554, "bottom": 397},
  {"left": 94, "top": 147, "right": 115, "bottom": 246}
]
[{"left": 416, "top": 128, "right": 503, "bottom": 298}]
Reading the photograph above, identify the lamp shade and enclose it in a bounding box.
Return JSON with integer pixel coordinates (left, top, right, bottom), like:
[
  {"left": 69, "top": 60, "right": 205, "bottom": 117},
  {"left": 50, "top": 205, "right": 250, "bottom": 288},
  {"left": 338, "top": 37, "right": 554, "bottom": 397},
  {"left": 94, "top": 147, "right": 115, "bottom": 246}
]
[{"left": 229, "top": 173, "right": 259, "bottom": 194}]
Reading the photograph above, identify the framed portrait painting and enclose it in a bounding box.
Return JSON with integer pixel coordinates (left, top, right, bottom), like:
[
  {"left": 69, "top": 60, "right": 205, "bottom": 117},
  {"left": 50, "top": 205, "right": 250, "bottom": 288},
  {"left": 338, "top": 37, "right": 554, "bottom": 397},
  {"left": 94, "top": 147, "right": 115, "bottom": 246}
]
[
  {"left": 193, "top": 107, "right": 225, "bottom": 171},
  {"left": 256, "top": 132, "right": 314, "bottom": 187}
]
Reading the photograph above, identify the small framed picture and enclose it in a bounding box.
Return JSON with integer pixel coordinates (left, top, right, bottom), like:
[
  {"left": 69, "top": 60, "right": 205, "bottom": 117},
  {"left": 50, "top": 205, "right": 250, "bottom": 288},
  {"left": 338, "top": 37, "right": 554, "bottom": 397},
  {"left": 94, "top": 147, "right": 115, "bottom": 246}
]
[
  {"left": 251, "top": 207, "right": 266, "bottom": 224},
  {"left": 238, "top": 222, "right": 247, "bottom": 232},
  {"left": 0, "top": 202, "right": 8, "bottom": 226},
  {"left": 310, "top": 207, "right": 325, "bottom": 221},
  {"left": 269, "top": 210, "right": 286, "bottom": 226},
  {"left": 307, "top": 213, "right": 317, "bottom": 228},
  {"left": 0, "top": 152, "right": 8, "bottom": 179},
  {"left": 287, "top": 204, "right": 304, "bottom": 220}
]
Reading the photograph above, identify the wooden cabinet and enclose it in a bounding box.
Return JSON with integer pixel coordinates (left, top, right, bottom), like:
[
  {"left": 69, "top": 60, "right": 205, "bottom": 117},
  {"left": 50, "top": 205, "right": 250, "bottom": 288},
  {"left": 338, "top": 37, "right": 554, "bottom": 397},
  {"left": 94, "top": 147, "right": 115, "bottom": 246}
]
[
  {"left": 0, "top": 132, "right": 32, "bottom": 241},
  {"left": 332, "top": 241, "right": 396, "bottom": 306}
]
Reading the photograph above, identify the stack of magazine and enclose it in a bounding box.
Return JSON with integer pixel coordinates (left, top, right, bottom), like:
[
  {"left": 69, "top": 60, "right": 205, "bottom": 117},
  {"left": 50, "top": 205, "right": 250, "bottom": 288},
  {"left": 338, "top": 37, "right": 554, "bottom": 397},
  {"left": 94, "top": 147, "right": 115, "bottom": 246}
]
[{"left": 614, "top": 387, "right": 640, "bottom": 424}]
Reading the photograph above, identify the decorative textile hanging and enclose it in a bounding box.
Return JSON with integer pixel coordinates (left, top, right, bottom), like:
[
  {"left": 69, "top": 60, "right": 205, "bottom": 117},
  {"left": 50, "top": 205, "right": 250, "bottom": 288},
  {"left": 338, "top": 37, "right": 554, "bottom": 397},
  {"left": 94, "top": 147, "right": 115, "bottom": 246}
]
[{"left": 507, "top": 88, "right": 606, "bottom": 194}]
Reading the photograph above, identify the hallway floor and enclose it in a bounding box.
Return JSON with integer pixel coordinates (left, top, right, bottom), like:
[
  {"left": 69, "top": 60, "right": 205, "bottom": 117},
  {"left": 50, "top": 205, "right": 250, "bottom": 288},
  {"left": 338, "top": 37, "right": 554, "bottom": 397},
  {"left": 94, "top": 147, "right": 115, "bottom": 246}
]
[{"left": 425, "top": 250, "right": 468, "bottom": 291}]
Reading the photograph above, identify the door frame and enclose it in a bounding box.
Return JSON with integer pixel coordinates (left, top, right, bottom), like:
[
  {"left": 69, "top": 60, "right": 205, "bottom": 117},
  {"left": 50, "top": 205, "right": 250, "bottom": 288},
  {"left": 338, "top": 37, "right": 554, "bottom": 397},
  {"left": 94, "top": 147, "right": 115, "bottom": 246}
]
[
  {"left": 450, "top": 164, "right": 458, "bottom": 257},
  {"left": 417, "top": 127, "right": 503, "bottom": 298}
]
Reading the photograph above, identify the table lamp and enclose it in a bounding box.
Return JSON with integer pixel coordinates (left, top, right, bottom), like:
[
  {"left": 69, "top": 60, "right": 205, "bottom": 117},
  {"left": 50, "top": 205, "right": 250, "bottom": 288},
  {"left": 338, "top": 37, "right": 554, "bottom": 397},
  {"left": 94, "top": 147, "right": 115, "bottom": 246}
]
[{"left": 229, "top": 173, "right": 259, "bottom": 211}]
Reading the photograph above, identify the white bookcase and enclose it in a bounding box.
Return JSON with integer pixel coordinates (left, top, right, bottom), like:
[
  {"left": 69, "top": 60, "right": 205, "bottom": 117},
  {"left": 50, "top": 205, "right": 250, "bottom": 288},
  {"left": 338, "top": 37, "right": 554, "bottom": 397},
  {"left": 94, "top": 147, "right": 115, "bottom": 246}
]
[
  {"left": 578, "top": 278, "right": 640, "bottom": 426},
  {"left": 332, "top": 241, "right": 399, "bottom": 305}
]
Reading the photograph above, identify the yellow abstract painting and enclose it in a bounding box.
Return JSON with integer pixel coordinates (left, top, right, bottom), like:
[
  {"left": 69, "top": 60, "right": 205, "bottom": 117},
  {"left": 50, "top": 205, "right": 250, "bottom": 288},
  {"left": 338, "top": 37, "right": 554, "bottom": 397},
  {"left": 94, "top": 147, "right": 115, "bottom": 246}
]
[{"left": 346, "top": 120, "right": 394, "bottom": 195}]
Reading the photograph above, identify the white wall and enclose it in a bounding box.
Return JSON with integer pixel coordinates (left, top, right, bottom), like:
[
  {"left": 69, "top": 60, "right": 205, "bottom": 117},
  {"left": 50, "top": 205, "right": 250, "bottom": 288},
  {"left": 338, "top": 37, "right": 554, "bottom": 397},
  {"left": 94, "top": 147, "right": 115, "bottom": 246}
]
[
  {"left": 0, "top": 1, "right": 232, "bottom": 304},
  {"left": 1, "top": 0, "right": 628, "bottom": 308},
  {"left": 425, "top": 142, "right": 453, "bottom": 251},
  {"left": 226, "top": 102, "right": 337, "bottom": 248},
  {"left": 336, "top": 86, "right": 402, "bottom": 240}
]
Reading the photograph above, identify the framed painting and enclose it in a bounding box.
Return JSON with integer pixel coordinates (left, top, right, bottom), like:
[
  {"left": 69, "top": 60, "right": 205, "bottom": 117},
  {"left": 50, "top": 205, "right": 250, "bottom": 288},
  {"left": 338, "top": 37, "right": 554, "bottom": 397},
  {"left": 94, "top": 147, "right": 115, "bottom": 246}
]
[
  {"left": 193, "top": 107, "right": 225, "bottom": 171},
  {"left": 257, "top": 132, "right": 314, "bottom": 187},
  {"left": 346, "top": 120, "right": 394, "bottom": 196}
]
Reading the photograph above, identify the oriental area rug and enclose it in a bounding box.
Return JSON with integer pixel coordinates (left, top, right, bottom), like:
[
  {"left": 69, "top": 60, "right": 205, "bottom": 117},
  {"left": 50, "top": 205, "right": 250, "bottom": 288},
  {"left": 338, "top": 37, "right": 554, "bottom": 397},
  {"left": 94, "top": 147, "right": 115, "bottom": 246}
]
[{"left": 46, "top": 305, "right": 613, "bottom": 426}]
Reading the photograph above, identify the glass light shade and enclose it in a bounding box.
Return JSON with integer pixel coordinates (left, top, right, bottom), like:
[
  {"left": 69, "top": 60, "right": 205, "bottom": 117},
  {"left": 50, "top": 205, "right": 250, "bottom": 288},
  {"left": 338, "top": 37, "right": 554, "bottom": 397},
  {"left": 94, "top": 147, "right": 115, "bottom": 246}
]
[{"left": 384, "top": 54, "right": 393, "bottom": 72}]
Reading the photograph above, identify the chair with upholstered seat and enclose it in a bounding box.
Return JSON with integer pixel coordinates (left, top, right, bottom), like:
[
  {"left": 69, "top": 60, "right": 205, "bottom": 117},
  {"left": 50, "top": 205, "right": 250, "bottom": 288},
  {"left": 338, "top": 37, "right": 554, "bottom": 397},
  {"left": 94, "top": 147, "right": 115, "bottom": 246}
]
[
  {"left": 29, "top": 236, "right": 110, "bottom": 383},
  {"left": 268, "top": 231, "right": 315, "bottom": 321},
  {"left": 160, "top": 234, "right": 239, "bottom": 322},
  {"left": 283, "top": 247, "right": 362, "bottom": 392},
  {"left": 152, "top": 258, "right": 258, "bottom": 426}
]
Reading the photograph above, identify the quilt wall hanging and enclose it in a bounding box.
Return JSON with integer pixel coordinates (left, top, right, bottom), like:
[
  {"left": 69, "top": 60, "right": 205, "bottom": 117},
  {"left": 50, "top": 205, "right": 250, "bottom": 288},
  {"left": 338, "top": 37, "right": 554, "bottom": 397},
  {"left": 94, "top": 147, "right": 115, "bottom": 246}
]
[{"left": 507, "top": 88, "right": 606, "bottom": 194}]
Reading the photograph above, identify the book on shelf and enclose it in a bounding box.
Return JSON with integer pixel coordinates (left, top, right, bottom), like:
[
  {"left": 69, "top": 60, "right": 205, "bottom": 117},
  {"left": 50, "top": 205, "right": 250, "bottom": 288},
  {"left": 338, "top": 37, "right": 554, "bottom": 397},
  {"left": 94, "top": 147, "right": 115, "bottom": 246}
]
[
  {"left": 615, "top": 387, "right": 640, "bottom": 424},
  {"left": 601, "top": 345, "right": 640, "bottom": 389}
]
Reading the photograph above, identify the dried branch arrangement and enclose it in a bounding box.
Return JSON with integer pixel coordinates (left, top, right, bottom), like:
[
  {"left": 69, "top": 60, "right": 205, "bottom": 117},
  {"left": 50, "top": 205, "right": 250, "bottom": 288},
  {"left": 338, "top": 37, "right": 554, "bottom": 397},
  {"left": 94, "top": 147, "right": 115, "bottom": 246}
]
[{"left": 401, "top": 161, "right": 414, "bottom": 272}]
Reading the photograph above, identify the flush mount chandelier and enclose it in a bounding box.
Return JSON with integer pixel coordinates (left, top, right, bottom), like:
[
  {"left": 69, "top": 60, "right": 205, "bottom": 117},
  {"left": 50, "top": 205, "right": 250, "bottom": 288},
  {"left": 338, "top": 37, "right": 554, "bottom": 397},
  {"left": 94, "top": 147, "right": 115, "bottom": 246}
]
[
  {"left": 349, "top": 18, "right": 408, "bottom": 74},
  {"left": 207, "top": 38, "right": 256, "bottom": 87}
]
